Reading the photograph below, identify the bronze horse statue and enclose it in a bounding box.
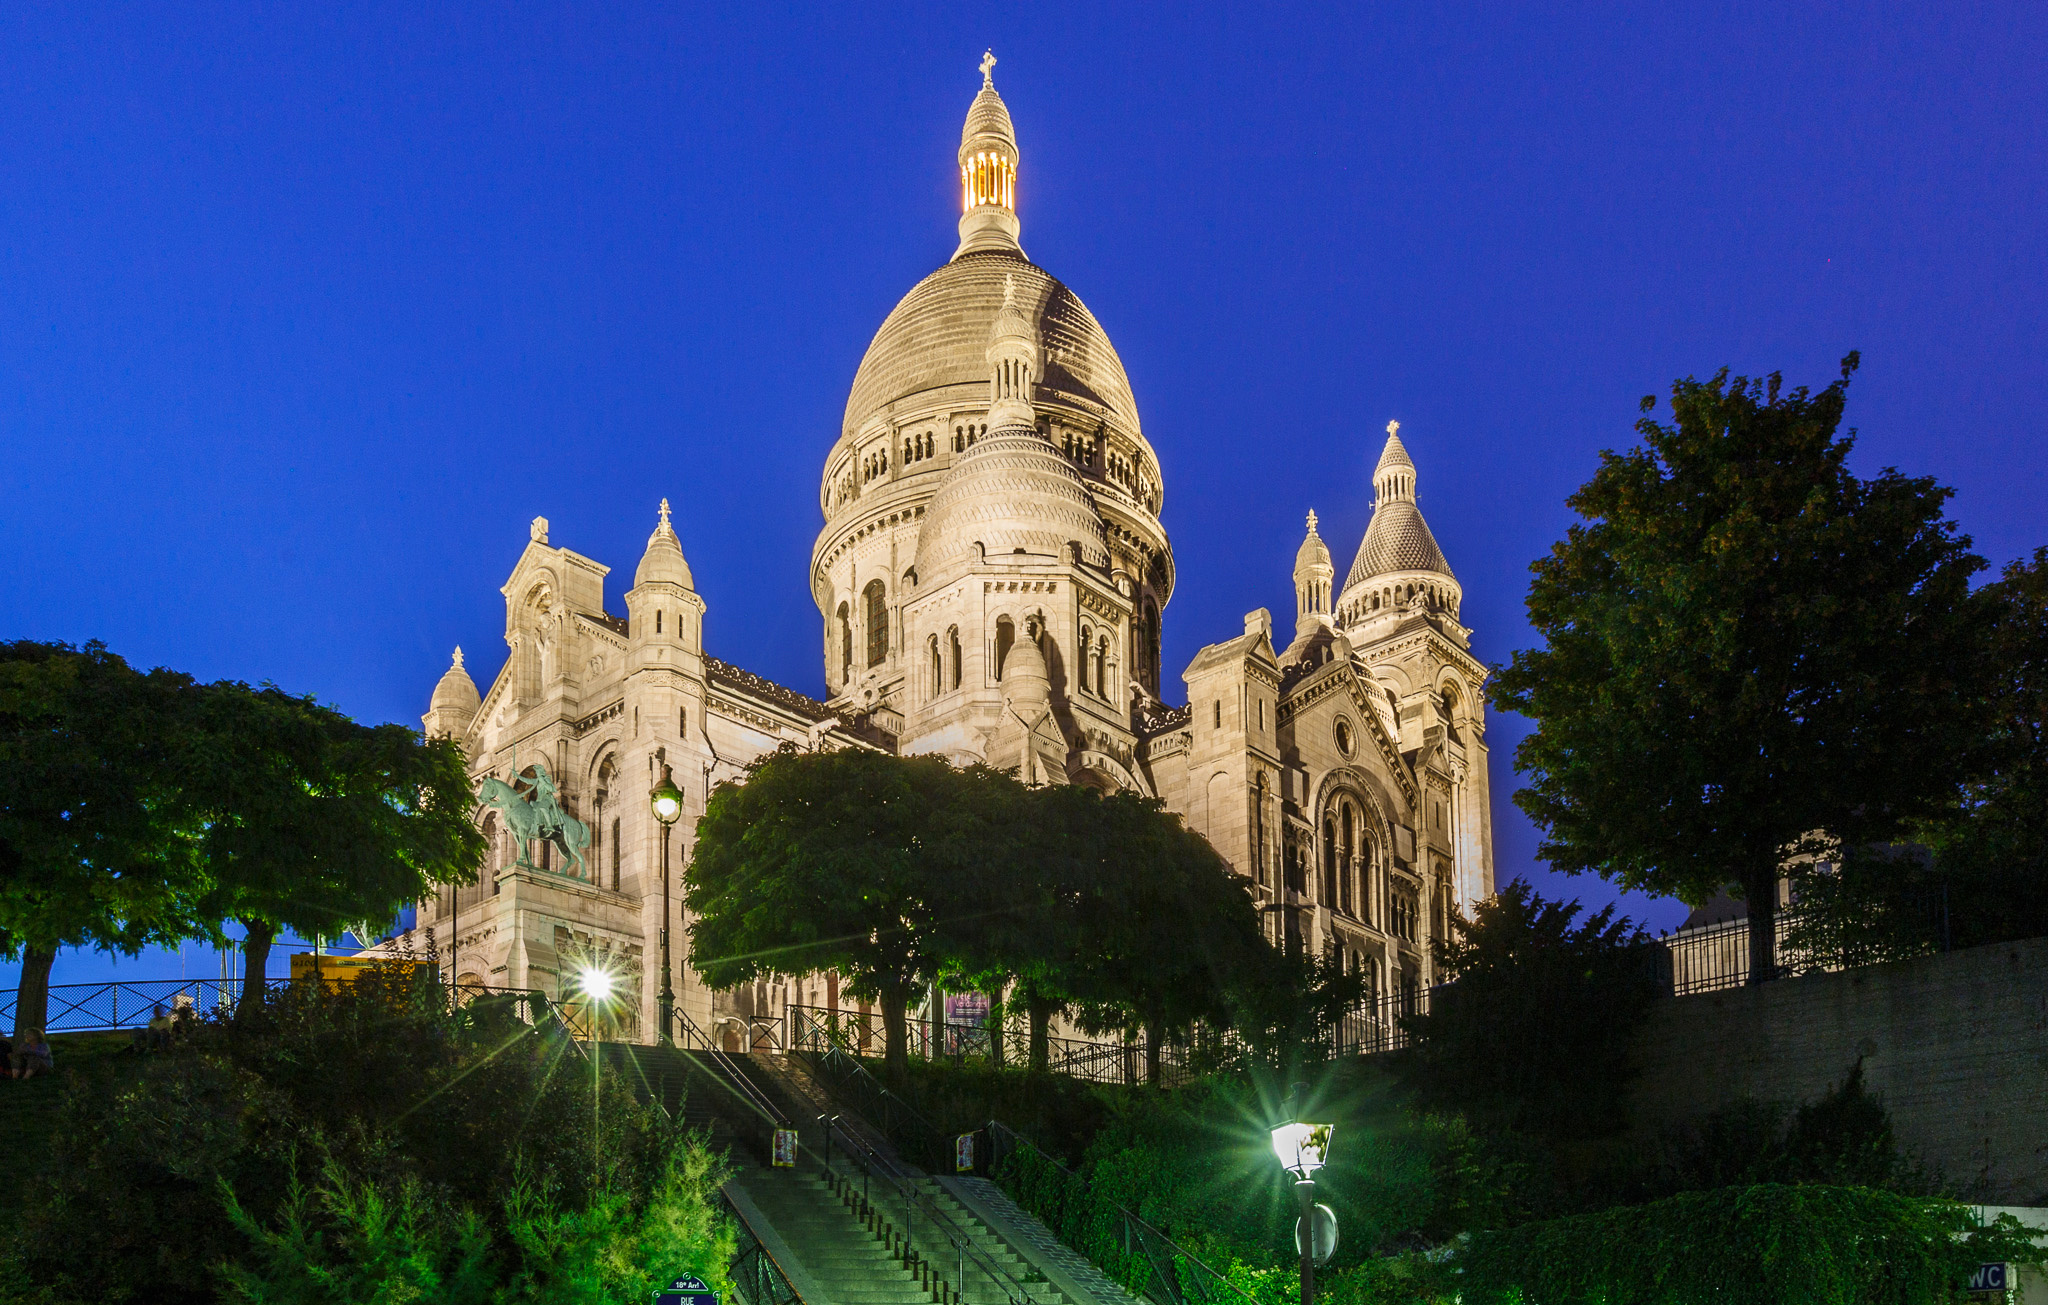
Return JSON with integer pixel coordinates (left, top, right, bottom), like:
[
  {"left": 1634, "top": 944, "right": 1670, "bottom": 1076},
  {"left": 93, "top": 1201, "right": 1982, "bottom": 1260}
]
[{"left": 479, "top": 762, "right": 590, "bottom": 879}]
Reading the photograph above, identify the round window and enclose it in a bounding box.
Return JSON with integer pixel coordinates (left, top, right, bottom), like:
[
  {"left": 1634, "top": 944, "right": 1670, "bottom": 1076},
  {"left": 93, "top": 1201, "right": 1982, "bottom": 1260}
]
[{"left": 1334, "top": 718, "right": 1354, "bottom": 757}]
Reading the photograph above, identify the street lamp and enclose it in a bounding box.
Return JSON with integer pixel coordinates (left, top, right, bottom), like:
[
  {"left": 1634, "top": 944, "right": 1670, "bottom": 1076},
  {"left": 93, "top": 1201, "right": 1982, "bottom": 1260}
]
[
  {"left": 1272, "top": 1109, "right": 1337, "bottom": 1305},
  {"left": 650, "top": 764, "right": 684, "bottom": 1045}
]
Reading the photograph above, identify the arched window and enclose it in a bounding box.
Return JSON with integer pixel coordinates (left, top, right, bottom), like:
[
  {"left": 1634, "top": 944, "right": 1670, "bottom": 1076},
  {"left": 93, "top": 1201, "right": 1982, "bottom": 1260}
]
[
  {"left": 948, "top": 627, "right": 962, "bottom": 689},
  {"left": 837, "top": 602, "right": 852, "bottom": 680},
  {"left": 610, "top": 817, "right": 621, "bottom": 891},
  {"left": 1321, "top": 818, "right": 1338, "bottom": 905},
  {"left": 655, "top": 609, "right": 662, "bottom": 634},
  {"left": 1077, "top": 624, "right": 1092, "bottom": 694},
  {"left": 993, "top": 616, "right": 1015, "bottom": 681},
  {"left": 863, "top": 580, "right": 888, "bottom": 667},
  {"left": 1093, "top": 639, "right": 1107, "bottom": 697},
  {"left": 928, "top": 635, "right": 942, "bottom": 696},
  {"left": 1340, "top": 804, "right": 1355, "bottom": 915}
]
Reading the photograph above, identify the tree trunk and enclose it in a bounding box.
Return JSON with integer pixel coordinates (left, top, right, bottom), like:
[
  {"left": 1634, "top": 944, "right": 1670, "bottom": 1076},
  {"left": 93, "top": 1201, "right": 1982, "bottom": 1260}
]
[
  {"left": 1027, "top": 995, "right": 1055, "bottom": 1073},
  {"left": 1144, "top": 1019, "right": 1163, "bottom": 1088},
  {"left": 879, "top": 983, "right": 910, "bottom": 1085},
  {"left": 1744, "top": 868, "right": 1778, "bottom": 986},
  {"left": 237, "top": 920, "right": 276, "bottom": 1024},
  {"left": 12, "top": 943, "right": 55, "bottom": 1040},
  {"left": 985, "top": 989, "right": 1006, "bottom": 1070}
]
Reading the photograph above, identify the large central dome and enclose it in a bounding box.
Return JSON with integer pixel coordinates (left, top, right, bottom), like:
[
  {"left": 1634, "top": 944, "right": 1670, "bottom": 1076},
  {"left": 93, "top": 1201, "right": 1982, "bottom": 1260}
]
[{"left": 841, "top": 250, "right": 1142, "bottom": 444}]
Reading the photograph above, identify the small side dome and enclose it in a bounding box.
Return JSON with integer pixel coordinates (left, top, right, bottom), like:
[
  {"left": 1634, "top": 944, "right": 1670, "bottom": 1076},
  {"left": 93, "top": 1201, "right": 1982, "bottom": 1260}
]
[
  {"left": 913, "top": 427, "right": 1110, "bottom": 581},
  {"left": 634, "top": 498, "right": 695, "bottom": 589},
  {"left": 1295, "top": 509, "right": 1333, "bottom": 573},
  {"left": 1003, "top": 625, "right": 1051, "bottom": 708},
  {"left": 429, "top": 647, "right": 482, "bottom": 718}
]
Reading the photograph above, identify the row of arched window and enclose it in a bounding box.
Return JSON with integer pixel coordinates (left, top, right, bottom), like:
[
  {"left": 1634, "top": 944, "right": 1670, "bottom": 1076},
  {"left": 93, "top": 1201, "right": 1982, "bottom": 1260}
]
[
  {"left": 900, "top": 430, "right": 937, "bottom": 465},
  {"left": 1338, "top": 581, "right": 1458, "bottom": 626},
  {"left": 926, "top": 627, "right": 964, "bottom": 696},
  {"left": 861, "top": 448, "right": 890, "bottom": 484},
  {"left": 952, "top": 423, "right": 987, "bottom": 452},
  {"left": 1075, "top": 622, "right": 1112, "bottom": 699}
]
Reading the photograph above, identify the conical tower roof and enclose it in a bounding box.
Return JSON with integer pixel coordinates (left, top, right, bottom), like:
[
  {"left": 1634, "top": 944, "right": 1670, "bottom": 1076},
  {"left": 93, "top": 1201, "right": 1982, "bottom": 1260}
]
[{"left": 1345, "top": 422, "right": 1454, "bottom": 586}]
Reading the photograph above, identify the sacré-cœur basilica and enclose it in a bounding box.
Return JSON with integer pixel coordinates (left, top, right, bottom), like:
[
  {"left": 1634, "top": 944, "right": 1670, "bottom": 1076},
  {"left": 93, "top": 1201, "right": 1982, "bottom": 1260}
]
[{"left": 386, "top": 56, "right": 1495, "bottom": 1049}]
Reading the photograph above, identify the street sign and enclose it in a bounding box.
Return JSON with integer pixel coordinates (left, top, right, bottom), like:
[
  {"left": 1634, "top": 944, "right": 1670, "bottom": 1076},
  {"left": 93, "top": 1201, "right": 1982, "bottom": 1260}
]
[
  {"left": 655, "top": 1274, "right": 720, "bottom": 1305},
  {"left": 1968, "top": 1262, "right": 2008, "bottom": 1293},
  {"left": 771, "top": 1128, "right": 798, "bottom": 1168},
  {"left": 956, "top": 1133, "right": 976, "bottom": 1172}
]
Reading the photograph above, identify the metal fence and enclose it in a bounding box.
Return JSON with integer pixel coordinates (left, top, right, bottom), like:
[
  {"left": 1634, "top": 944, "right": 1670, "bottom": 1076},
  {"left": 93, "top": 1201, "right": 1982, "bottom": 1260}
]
[
  {"left": 784, "top": 1003, "right": 1211, "bottom": 1087},
  {"left": 3, "top": 976, "right": 557, "bottom": 1036}
]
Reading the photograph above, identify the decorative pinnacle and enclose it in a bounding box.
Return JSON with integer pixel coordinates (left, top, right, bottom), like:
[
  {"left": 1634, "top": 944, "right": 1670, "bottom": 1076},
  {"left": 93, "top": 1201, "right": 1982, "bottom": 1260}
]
[
  {"left": 980, "top": 49, "right": 996, "bottom": 87},
  {"left": 1387, "top": 420, "right": 1400, "bottom": 438},
  {"left": 452, "top": 646, "right": 465, "bottom": 669},
  {"left": 1002, "top": 273, "right": 1016, "bottom": 307},
  {"left": 1306, "top": 509, "right": 1319, "bottom": 533},
  {"left": 658, "top": 497, "right": 672, "bottom": 528}
]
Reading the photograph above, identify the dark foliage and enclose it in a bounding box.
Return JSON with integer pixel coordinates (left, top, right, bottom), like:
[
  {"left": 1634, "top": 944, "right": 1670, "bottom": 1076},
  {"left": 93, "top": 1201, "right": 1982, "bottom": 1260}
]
[
  {"left": 1494, "top": 357, "right": 1993, "bottom": 981},
  {"left": 0, "top": 969, "right": 702, "bottom": 1304},
  {"left": 1398, "top": 881, "right": 1658, "bottom": 1139}
]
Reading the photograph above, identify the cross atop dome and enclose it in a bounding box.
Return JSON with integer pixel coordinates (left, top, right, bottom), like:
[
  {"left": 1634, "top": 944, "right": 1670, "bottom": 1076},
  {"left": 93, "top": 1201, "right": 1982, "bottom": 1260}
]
[
  {"left": 980, "top": 49, "right": 996, "bottom": 87},
  {"left": 1306, "top": 509, "right": 1319, "bottom": 533},
  {"left": 658, "top": 497, "right": 672, "bottom": 527}
]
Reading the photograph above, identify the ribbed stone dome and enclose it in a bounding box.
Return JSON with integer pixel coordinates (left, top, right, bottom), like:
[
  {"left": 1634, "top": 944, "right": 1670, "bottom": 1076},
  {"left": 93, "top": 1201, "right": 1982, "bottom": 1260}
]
[
  {"left": 841, "top": 251, "right": 1141, "bottom": 442},
  {"left": 1344, "top": 501, "right": 1453, "bottom": 586},
  {"left": 633, "top": 500, "right": 694, "bottom": 590},
  {"left": 429, "top": 649, "right": 481, "bottom": 717},
  {"left": 1296, "top": 513, "right": 1332, "bottom": 572},
  {"left": 961, "top": 84, "right": 1016, "bottom": 156},
  {"left": 914, "top": 424, "right": 1111, "bottom": 579}
]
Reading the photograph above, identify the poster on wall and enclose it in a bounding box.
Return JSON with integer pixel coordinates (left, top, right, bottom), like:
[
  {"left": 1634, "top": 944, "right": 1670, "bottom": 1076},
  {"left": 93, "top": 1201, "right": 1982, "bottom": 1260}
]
[
  {"left": 771, "top": 1128, "right": 799, "bottom": 1168},
  {"left": 956, "top": 1133, "right": 976, "bottom": 1173}
]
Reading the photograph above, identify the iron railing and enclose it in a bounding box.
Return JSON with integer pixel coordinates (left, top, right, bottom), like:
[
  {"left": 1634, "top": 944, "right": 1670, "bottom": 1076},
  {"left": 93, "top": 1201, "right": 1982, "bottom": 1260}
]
[
  {"left": 984, "top": 1121, "right": 1257, "bottom": 1305},
  {"left": 723, "top": 1188, "right": 807, "bottom": 1305},
  {"left": 785, "top": 1003, "right": 1208, "bottom": 1087}
]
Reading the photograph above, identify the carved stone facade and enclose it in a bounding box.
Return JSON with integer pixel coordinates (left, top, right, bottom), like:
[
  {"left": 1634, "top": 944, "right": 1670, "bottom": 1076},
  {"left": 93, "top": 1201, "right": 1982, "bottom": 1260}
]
[{"left": 385, "top": 60, "right": 1494, "bottom": 1040}]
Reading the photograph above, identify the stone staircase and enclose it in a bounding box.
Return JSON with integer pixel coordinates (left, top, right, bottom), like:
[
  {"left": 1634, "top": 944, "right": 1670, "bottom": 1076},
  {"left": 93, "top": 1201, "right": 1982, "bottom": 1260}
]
[{"left": 731, "top": 1165, "right": 939, "bottom": 1305}]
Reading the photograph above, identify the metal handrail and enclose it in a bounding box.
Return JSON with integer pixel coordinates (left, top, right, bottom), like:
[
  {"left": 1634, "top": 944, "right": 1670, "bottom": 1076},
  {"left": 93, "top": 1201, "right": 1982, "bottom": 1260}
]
[
  {"left": 984, "top": 1121, "right": 1257, "bottom": 1305},
  {"left": 722, "top": 1187, "right": 808, "bottom": 1305},
  {"left": 818, "top": 1098, "right": 1045, "bottom": 1305}
]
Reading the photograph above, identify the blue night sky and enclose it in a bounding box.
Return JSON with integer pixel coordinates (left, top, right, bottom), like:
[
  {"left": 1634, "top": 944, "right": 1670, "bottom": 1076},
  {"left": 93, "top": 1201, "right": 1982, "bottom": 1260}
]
[{"left": 3, "top": 3, "right": 2043, "bottom": 986}]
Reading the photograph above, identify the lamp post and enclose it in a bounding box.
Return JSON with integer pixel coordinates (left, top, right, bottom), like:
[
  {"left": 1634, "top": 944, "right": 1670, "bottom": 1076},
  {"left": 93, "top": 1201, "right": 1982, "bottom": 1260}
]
[
  {"left": 1271, "top": 1112, "right": 1335, "bottom": 1305},
  {"left": 577, "top": 966, "right": 614, "bottom": 1192},
  {"left": 650, "top": 764, "right": 684, "bottom": 1045}
]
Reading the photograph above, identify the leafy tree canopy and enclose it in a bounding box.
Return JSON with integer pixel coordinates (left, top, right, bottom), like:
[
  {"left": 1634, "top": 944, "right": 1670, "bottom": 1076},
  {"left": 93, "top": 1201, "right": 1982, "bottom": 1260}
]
[
  {"left": 1494, "top": 356, "right": 1991, "bottom": 980},
  {"left": 0, "top": 640, "right": 210, "bottom": 1037},
  {"left": 1400, "top": 880, "right": 1657, "bottom": 1139}
]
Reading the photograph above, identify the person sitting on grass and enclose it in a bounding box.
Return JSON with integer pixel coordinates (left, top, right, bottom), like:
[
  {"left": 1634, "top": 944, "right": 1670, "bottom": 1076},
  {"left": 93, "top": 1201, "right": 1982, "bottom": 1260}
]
[
  {"left": 10, "top": 1029, "right": 52, "bottom": 1080},
  {"left": 145, "top": 1003, "right": 175, "bottom": 1050}
]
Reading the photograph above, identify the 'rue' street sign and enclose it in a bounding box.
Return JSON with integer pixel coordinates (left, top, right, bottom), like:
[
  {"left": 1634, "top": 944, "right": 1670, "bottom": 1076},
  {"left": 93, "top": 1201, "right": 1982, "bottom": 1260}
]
[
  {"left": 655, "top": 1274, "right": 721, "bottom": 1305},
  {"left": 1968, "top": 1262, "right": 2009, "bottom": 1293}
]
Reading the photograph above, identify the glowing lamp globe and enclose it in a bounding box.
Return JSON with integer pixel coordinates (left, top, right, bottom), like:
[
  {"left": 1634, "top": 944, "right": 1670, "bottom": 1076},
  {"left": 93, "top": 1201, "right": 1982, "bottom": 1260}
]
[
  {"left": 650, "top": 765, "right": 684, "bottom": 826},
  {"left": 577, "top": 968, "right": 615, "bottom": 1001},
  {"left": 1271, "top": 1121, "right": 1334, "bottom": 1178}
]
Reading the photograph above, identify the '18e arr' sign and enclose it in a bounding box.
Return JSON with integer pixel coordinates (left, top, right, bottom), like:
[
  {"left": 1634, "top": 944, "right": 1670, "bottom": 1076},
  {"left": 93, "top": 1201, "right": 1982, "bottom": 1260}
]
[{"left": 655, "top": 1275, "right": 720, "bottom": 1305}]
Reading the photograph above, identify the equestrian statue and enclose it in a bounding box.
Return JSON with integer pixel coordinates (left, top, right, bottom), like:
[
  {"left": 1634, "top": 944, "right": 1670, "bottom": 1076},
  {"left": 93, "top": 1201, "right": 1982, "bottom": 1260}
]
[{"left": 479, "top": 761, "right": 591, "bottom": 879}]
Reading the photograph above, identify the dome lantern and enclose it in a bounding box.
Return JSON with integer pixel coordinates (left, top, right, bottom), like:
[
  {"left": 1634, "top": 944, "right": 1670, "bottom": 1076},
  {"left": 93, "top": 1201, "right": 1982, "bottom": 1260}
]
[
  {"left": 956, "top": 50, "right": 1023, "bottom": 259},
  {"left": 1294, "top": 509, "right": 1334, "bottom": 633}
]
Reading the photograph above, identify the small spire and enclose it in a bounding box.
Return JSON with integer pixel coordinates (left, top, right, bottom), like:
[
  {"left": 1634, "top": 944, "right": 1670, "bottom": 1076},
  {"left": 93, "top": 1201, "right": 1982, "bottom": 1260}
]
[
  {"left": 452, "top": 646, "right": 465, "bottom": 670},
  {"left": 1306, "top": 509, "right": 1319, "bottom": 534},
  {"left": 658, "top": 497, "right": 672, "bottom": 528},
  {"left": 1387, "top": 419, "right": 1399, "bottom": 438},
  {"left": 980, "top": 49, "right": 996, "bottom": 87},
  {"left": 1002, "top": 273, "right": 1016, "bottom": 308}
]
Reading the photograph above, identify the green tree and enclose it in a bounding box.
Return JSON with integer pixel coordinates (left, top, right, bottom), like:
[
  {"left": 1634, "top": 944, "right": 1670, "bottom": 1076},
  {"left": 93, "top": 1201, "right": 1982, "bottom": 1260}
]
[
  {"left": 185, "top": 680, "right": 482, "bottom": 1022},
  {"left": 1494, "top": 356, "right": 1991, "bottom": 982},
  {"left": 686, "top": 746, "right": 988, "bottom": 1082},
  {"left": 1066, "top": 794, "right": 1270, "bottom": 1085},
  {"left": 0, "top": 640, "right": 209, "bottom": 1040},
  {"left": 1400, "top": 881, "right": 1657, "bottom": 1139}
]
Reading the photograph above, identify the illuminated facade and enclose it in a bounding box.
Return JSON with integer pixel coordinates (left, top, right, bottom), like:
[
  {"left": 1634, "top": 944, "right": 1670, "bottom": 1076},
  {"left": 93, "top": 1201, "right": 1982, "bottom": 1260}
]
[{"left": 391, "top": 55, "right": 1495, "bottom": 1040}]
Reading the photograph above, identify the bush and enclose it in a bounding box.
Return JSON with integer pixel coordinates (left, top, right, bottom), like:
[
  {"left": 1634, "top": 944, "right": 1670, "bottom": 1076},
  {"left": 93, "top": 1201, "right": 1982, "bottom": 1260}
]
[
  {"left": 1457, "top": 1184, "right": 2034, "bottom": 1305},
  {"left": 0, "top": 969, "right": 729, "bottom": 1304},
  {"left": 1400, "top": 882, "right": 1659, "bottom": 1140}
]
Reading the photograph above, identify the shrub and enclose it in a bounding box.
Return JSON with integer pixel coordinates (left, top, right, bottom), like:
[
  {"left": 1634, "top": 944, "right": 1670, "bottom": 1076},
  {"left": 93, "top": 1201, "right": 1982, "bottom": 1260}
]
[{"left": 1457, "top": 1184, "right": 2034, "bottom": 1305}]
